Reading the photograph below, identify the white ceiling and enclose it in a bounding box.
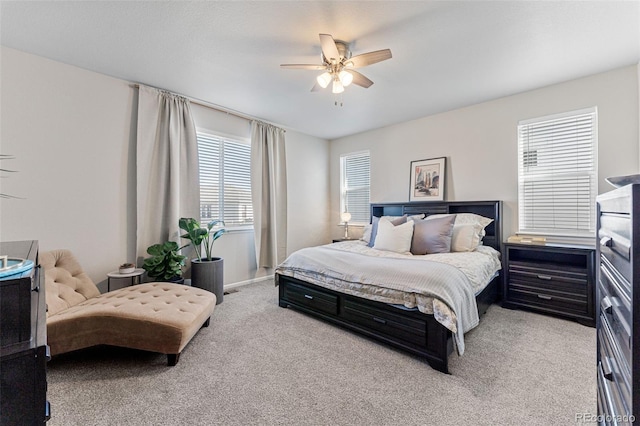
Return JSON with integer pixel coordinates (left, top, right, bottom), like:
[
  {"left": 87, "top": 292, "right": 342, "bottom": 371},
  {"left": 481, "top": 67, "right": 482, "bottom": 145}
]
[{"left": 1, "top": 1, "right": 639, "bottom": 140}]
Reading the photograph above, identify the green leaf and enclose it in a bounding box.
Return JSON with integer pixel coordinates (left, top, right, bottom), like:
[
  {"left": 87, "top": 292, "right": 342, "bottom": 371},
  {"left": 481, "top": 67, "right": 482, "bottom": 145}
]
[
  {"left": 211, "top": 229, "right": 226, "bottom": 242},
  {"left": 207, "top": 219, "right": 225, "bottom": 230}
]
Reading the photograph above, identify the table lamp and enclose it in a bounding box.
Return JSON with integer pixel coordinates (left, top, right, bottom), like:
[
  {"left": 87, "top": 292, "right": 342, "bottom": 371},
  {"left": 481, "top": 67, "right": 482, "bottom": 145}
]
[{"left": 341, "top": 211, "right": 352, "bottom": 239}]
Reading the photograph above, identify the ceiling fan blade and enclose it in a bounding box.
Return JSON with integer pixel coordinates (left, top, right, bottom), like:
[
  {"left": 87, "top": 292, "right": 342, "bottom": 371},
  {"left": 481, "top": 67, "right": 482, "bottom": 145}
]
[
  {"left": 310, "top": 82, "right": 322, "bottom": 92},
  {"left": 319, "top": 33, "right": 340, "bottom": 62},
  {"left": 280, "top": 64, "right": 326, "bottom": 70},
  {"left": 346, "top": 49, "right": 392, "bottom": 68},
  {"left": 348, "top": 70, "right": 374, "bottom": 88}
]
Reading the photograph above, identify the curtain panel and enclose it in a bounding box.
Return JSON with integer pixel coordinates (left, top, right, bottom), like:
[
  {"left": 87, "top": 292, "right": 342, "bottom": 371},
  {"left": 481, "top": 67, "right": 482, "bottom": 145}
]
[
  {"left": 250, "top": 121, "right": 287, "bottom": 268},
  {"left": 136, "top": 86, "right": 200, "bottom": 261}
]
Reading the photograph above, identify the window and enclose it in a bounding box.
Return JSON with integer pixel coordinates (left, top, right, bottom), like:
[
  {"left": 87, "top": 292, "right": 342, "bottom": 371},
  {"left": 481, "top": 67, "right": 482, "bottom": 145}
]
[
  {"left": 340, "top": 151, "right": 370, "bottom": 224},
  {"left": 517, "top": 107, "right": 598, "bottom": 238},
  {"left": 198, "top": 132, "right": 253, "bottom": 228}
]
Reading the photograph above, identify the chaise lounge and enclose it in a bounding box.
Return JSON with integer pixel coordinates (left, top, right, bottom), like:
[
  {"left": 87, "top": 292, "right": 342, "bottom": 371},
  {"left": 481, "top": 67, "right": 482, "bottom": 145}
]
[{"left": 41, "top": 249, "right": 216, "bottom": 365}]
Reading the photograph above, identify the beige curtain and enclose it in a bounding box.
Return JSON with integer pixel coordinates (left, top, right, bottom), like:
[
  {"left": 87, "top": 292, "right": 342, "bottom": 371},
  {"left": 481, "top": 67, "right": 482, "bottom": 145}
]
[
  {"left": 250, "top": 121, "right": 287, "bottom": 268},
  {"left": 136, "top": 86, "right": 200, "bottom": 261}
]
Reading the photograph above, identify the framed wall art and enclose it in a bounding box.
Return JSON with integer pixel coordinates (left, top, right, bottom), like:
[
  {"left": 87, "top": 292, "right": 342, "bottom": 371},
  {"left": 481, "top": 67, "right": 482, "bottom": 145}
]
[{"left": 409, "top": 157, "right": 446, "bottom": 201}]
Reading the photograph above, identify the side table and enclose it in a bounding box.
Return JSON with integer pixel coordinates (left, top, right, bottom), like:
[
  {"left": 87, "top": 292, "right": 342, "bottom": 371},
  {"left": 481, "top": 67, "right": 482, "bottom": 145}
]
[
  {"left": 502, "top": 242, "right": 595, "bottom": 326},
  {"left": 106, "top": 268, "right": 145, "bottom": 292}
]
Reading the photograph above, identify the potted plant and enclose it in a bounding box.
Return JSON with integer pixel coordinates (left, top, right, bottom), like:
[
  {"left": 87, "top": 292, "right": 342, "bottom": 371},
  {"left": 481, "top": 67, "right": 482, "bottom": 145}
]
[
  {"left": 142, "top": 241, "right": 186, "bottom": 283},
  {"left": 179, "top": 217, "right": 226, "bottom": 304}
]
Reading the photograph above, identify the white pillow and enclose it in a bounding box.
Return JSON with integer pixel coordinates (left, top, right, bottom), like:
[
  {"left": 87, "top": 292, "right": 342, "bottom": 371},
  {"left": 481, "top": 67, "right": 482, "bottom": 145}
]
[
  {"left": 451, "top": 213, "right": 493, "bottom": 228},
  {"left": 426, "top": 213, "right": 493, "bottom": 252},
  {"left": 373, "top": 217, "right": 414, "bottom": 254},
  {"left": 450, "top": 224, "right": 483, "bottom": 252},
  {"left": 361, "top": 224, "right": 372, "bottom": 243}
]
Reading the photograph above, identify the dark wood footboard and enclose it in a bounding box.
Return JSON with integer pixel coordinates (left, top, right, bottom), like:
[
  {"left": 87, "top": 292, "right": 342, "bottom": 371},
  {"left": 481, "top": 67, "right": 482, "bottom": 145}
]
[{"left": 277, "top": 273, "right": 500, "bottom": 374}]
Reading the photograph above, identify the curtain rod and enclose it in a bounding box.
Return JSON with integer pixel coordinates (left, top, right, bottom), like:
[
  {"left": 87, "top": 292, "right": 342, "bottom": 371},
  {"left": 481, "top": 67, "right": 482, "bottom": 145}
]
[{"left": 130, "top": 83, "right": 284, "bottom": 129}]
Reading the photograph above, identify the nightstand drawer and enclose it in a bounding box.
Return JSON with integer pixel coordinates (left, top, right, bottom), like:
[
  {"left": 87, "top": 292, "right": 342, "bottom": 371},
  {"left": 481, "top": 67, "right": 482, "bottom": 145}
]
[
  {"left": 508, "top": 263, "right": 587, "bottom": 295},
  {"left": 282, "top": 282, "right": 338, "bottom": 316},
  {"left": 507, "top": 282, "right": 588, "bottom": 315},
  {"left": 342, "top": 299, "right": 427, "bottom": 348}
]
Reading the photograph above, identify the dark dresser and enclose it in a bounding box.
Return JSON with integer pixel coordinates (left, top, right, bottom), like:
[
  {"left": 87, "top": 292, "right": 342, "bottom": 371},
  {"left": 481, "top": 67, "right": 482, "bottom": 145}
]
[
  {"left": 596, "top": 184, "right": 638, "bottom": 424},
  {"left": 0, "top": 240, "right": 50, "bottom": 425}
]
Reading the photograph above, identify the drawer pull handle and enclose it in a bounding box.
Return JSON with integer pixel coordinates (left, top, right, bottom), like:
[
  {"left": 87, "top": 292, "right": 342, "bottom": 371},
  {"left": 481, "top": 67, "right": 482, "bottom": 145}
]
[
  {"left": 304, "top": 294, "right": 314, "bottom": 300},
  {"left": 373, "top": 317, "right": 387, "bottom": 325},
  {"left": 600, "top": 237, "right": 613, "bottom": 248},
  {"left": 602, "top": 357, "right": 614, "bottom": 381},
  {"left": 537, "top": 274, "right": 552, "bottom": 281},
  {"left": 600, "top": 296, "right": 613, "bottom": 315},
  {"left": 537, "top": 294, "right": 553, "bottom": 300}
]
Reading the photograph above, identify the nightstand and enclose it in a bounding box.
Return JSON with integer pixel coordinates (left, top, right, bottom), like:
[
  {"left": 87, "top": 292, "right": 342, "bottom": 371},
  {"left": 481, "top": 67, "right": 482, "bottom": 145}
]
[{"left": 503, "top": 242, "right": 596, "bottom": 326}]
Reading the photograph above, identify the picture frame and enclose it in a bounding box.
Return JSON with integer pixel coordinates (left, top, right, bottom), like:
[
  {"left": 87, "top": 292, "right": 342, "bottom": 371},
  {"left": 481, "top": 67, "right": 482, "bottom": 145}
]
[{"left": 409, "top": 157, "right": 446, "bottom": 201}]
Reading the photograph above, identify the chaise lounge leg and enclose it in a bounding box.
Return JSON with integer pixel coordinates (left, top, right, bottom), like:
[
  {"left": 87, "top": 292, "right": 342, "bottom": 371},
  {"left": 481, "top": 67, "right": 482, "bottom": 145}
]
[
  {"left": 202, "top": 317, "right": 211, "bottom": 328},
  {"left": 167, "top": 353, "right": 180, "bottom": 366}
]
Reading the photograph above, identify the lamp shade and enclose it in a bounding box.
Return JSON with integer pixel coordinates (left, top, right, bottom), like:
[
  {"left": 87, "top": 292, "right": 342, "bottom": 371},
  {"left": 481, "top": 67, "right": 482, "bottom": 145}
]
[
  {"left": 332, "top": 79, "right": 344, "bottom": 94},
  {"left": 339, "top": 70, "right": 353, "bottom": 87},
  {"left": 316, "top": 72, "right": 332, "bottom": 89},
  {"left": 340, "top": 212, "right": 352, "bottom": 223}
]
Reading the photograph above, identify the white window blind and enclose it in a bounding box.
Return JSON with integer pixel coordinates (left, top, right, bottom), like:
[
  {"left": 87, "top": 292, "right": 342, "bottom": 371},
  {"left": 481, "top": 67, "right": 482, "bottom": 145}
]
[
  {"left": 340, "top": 151, "right": 370, "bottom": 224},
  {"left": 198, "top": 133, "right": 253, "bottom": 228},
  {"left": 517, "top": 107, "right": 597, "bottom": 238}
]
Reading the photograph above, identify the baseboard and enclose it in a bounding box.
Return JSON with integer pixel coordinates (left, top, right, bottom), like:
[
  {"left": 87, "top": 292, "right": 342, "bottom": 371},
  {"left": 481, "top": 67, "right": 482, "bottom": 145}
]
[{"left": 224, "top": 274, "right": 274, "bottom": 290}]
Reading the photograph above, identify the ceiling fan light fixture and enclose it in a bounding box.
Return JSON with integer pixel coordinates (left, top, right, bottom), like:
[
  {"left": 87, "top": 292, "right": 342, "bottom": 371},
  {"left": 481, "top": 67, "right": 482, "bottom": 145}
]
[
  {"left": 282, "top": 33, "right": 392, "bottom": 101},
  {"left": 332, "top": 78, "right": 344, "bottom": 94},
  {"left": 316, "top": 72, "right": 332, "bottom": 89},
  {"left": 338, "top": 70, "right": 353, "bottom": 87}
]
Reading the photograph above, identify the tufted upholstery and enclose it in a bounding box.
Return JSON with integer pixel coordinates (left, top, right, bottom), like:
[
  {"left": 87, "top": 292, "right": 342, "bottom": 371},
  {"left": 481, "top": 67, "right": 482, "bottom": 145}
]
[
  {"left": 41, "top": 250, "right": 216, "bottom": 365},
  {"left": 41, "top": 249, "right": 101, "bottom": 317}
]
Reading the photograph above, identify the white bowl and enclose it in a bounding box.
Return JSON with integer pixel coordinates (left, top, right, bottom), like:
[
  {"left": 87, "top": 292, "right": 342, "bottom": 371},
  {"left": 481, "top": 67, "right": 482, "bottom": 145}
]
[{"left": 605, "top": 174, "right": 640, "bottom": 188}]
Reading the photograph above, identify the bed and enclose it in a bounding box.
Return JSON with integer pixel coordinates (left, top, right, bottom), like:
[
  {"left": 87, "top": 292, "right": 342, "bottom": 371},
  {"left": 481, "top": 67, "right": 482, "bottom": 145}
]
[{"left": 276, "top": 200, "right": 502, "bottom": 373}]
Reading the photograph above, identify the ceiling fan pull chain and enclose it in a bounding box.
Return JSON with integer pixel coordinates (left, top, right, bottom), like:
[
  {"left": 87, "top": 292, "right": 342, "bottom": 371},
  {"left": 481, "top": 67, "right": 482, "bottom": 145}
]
[{"left": 334, "top": 93, "right": 344, "bottom": 107}]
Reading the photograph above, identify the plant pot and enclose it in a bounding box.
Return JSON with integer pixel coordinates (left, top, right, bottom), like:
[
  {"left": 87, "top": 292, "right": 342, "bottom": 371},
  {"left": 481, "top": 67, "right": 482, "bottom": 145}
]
[
  {"left": 167, "top": 276, "right": 185, "bottom": 284},
  {"left": 191, "top": 257, "right": 223, "bottom": 304}
]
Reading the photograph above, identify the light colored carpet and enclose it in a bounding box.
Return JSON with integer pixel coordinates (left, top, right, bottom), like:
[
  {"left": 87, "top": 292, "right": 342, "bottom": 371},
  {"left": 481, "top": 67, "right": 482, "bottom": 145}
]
[{"left": 46, "top": 279, "right": 596, "bottom": 426}]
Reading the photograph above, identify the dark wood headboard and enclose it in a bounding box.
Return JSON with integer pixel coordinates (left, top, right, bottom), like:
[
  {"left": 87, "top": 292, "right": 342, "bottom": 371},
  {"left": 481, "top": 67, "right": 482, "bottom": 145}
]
[{"left": 370, "top": 200, "right": 503, "bottom": 252}]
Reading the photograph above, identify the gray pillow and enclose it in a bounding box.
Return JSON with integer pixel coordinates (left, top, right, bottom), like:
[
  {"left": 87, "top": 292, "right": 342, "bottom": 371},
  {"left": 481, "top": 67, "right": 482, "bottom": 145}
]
[
  {"left": 368, "top": 215, "right": 407, "bottom": 248},
  {"left": 410, "top": 214, "right": 457, "bottom": 255}
]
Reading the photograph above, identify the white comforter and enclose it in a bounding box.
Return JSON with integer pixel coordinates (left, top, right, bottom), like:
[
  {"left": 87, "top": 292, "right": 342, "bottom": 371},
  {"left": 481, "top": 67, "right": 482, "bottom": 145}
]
[{"left": 275, "top": 240, "right": 501, "bottom": 354}]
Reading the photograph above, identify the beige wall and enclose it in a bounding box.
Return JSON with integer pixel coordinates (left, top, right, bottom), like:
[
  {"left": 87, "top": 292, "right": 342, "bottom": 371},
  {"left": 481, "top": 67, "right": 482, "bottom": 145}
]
[
  {"left": 0, "top": 46, "right": 330, "bottom": 289},
  {"left": 330, "top": 65, "right": 640, "bottom": 241}
]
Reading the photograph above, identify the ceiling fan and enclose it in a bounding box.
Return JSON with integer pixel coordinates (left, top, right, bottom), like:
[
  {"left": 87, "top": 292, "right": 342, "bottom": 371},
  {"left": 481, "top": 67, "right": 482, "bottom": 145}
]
[{"left": 281, "top": 33, "right": 392, "bottom": 97}]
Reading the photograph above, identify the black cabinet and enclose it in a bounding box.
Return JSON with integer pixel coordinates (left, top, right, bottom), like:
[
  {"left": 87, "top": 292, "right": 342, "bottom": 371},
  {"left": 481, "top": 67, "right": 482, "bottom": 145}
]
[
  {"left": 0, "top": 241, "right": 49, "bottom": 425},
  {"left": 503, "top": 243, "right": 596, "bottom": 326},
  {"left": 597, "top": 184, "right": 639, "bottom": 424}
]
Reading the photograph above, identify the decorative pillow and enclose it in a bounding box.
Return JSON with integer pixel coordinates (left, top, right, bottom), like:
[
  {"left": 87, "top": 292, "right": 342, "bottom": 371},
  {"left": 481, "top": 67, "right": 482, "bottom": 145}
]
[
  {"left": 410, "top": 215, "right": 456, "bottom": 255},
  {"left": 450, "top": 213, "right": 493, "bottom": 229},
  {"left": 425, "top": 213, "right": 493, "bottom": 252},
  {"left": 450, "top": 223, "right": 484, "bottom": 252},
  {"left": 373, "top": 218, "right": 415, "bottom": 254},
  {"left": 368, "top": 215, "right": 408, "bottom": 248},
  {"left": 361, "top": 224, "right": 372, "bottom": 243}
]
